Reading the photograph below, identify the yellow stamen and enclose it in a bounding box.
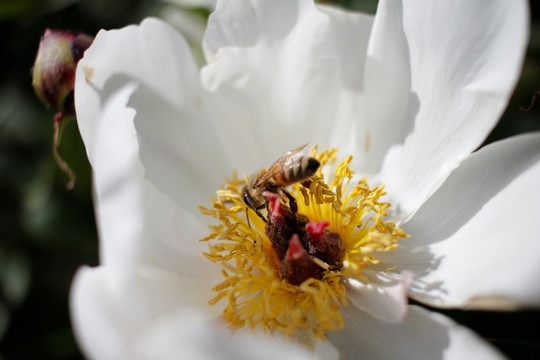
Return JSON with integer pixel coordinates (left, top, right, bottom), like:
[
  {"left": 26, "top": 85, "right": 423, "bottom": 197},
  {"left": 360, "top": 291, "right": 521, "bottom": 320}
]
[{"left": 199, "top": 147, "right": 408, "bottom": 339}]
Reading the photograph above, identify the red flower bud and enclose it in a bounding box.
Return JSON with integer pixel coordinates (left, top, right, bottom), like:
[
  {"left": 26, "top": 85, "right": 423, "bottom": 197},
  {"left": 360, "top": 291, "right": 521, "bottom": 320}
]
[
  {"left": 32, "top": 29, "right": 93, "bottom": 121},
  {"left": 32, "top": 29, "right": 93, "bottom": 190}
]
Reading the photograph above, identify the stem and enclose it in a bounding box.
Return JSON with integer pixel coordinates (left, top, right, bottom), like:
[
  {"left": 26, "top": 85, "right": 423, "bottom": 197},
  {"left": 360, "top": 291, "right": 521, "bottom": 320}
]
[
  {"left": 521, "top": 90, "right": 540, "bottom": 112},
  {"left": 53, "top": 113, "right": 76, "bottom": 190}
]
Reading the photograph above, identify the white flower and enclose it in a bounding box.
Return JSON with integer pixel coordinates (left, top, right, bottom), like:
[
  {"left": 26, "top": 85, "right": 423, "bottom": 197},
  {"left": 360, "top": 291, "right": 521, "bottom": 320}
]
[{"left": 71, "top": 0, "right": 538, "bottom": 359}]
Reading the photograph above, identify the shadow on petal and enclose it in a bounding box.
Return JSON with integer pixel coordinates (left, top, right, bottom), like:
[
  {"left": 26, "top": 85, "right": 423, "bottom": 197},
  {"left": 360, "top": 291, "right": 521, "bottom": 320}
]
[
  {"left": 404, "top": 134, "right": 540, "bottom": 245},
  {"left": 326, "top": 304, "right": 505, "bottom": 360},
  {"left": 327, "top": 304, "right": 449, "bottom": 360},
  {"left": 382, "top": 133, "right": 540, "bottom": 305},
  {"left": 130, "top": 82, "right": 230, "bottom": 218},
  {"left": 93, "top": 72, "right": 231, "bottom": 220}
]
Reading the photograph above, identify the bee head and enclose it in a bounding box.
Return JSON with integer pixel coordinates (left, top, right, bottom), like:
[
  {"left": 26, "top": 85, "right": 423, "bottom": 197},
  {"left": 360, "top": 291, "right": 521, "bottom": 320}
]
[{"left": 242, "top": 186, "right": 258, "bottom": 210}]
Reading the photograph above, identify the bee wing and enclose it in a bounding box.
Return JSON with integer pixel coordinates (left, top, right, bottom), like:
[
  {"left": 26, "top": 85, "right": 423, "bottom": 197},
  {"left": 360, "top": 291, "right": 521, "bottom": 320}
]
[
  {"left": 287, "top": 143, "right": 308, "bottom": 153},
  {"left": 255, "top": 144, "right": 308, "bottom": 186}
]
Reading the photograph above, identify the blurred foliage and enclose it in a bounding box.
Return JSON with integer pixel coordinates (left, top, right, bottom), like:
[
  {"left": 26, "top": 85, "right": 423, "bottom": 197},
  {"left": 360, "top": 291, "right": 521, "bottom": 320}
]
[{"left": 0, "top": 0, "right": 538, "bottom": 359}]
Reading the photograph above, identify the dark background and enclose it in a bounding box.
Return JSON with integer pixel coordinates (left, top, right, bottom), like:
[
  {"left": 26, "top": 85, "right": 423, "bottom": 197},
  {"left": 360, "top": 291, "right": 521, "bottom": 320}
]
[{"left": 0, "top": 0, "right": 539, "bottom": 359}]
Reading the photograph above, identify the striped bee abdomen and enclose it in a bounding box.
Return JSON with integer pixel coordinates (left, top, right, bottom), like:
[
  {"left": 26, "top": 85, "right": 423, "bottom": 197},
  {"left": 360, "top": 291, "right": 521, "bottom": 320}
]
[{"left": 275, "top": 156, "right": 320, "bottom": 185}]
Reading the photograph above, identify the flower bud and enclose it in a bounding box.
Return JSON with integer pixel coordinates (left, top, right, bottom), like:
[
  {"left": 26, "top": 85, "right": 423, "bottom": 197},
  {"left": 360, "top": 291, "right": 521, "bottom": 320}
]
[
  {"left": 32, "top": 29, "right": 93, "bottom": 121},
  {"left": 32, "top": 29, "right": 93, "bottom": 190}
]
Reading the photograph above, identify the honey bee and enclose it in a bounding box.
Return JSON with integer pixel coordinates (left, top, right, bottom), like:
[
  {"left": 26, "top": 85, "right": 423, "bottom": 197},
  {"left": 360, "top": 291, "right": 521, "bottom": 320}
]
[{"left": 242, "top": 144, "right": 320, "bottom": 222}]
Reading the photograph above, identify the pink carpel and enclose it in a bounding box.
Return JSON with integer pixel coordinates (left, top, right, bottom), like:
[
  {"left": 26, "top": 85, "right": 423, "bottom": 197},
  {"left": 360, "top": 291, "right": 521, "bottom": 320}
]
[
  {"left": 305, "top": 221, "right": 330, "bottom": 242},
  {"left": 286, "top": 234, "right": 306, "bottom": 261},
  {"left": 263, "top": 191, "right": 283, "bottom": 217}
]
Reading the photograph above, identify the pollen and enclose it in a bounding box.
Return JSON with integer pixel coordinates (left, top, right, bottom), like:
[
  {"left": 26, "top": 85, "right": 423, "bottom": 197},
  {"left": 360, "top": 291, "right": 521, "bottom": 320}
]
[{"left": 199, "top": 146, "right": 408, "bottom": 340}]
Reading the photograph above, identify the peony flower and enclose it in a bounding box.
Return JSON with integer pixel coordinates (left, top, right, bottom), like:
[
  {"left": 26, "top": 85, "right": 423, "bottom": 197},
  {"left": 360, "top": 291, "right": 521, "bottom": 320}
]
[{"left": 71, "top": 0, "right": 539, "bottom": 359}]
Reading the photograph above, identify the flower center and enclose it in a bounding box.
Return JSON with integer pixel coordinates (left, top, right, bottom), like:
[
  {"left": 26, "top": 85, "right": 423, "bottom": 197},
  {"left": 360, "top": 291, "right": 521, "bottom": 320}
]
[{"left": 199, "top": 146, "right": 408, "bottom": 339}]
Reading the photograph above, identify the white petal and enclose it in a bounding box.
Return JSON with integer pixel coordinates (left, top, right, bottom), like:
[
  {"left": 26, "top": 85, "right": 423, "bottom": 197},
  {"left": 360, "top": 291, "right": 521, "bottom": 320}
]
[
  {"left": 75, "top": 58, "right": 218, "bottom": 289},
  {"left": 360, "top": 0, "right": 414, "bottom": 172},
  {"left": 75, "top": 75, "right": 220, "bottom": 291},
  {"left": 76, "top": 18, "right": 195, "bottom": 163},
  {"left": 71, "top": 266, "right": 317, "bottom": 360},
  {"left": 71, "top": 267, "right": 134, "bottom": 360},
  {"left": 316, "top": 5, "right": 373, "bottom": 91},
  {"left": 137, "top": 311, "right": 321, "bottom": 360},
  {"left": 326, "top": 305, "right": 505, "bottom": 360},
  {"left": 201, "top": 0, "right": 374, "bottom": 170},
  {"left": 203, "top": 0, "right": 315, "bottom": 58},
  {"left": 317, "top": 5, "right": 376, "bottom": 166},
  {"left": 391, "top": 133, "right": 540, "bottom": 309},
  {"left": 96, "top": 161, "right": 219, "bottom": 290},
  {"left": 76, "top": 77, "right": 142, "bottom": 286},
  {"left": 75, "top": 18, "right": 230, "bottom": 212},
  {"left": 71, "top": 266, "right": 217, "bottom": 360},
  {"left": 346, "top": 270, "right": 413, "bottom": 323},
  {"left": 373, "top": 0, "right": 529, "bottom": 223}
]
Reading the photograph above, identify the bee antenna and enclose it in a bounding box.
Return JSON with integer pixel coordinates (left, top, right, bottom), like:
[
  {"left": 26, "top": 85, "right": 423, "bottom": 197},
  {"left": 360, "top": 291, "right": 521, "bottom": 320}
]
[{"left": 245, "top": 207, "right": 252, "bottom": 228}]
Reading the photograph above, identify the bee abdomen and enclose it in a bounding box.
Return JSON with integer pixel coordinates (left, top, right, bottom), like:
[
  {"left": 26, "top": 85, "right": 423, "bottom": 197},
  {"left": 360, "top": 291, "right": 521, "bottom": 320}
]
[{"left": 276, "top": 156, "right": 320, "bottom": 185}]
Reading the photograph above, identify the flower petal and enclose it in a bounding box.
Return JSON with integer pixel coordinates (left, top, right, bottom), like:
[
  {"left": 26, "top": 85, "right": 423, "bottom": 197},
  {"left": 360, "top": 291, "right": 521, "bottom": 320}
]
[
  {"left": 75, "top": 41, "right": 220, "bottom": 287},
  {"left": 75, "top": 18, "right": 230, "bottom": 211},
  {"left": 346, "top": 270, "right": 413, "bottom": 323},
  {"left": 201, "top": 0, "right": 374, "bottom": 168},
  {"left": 390, "top": 132, "right": 540, "bottom": 309},
  {"left": 136, "top": 311, "right": 323, "bottom": 360},
  {"left": 71, "top": 266, "right": 316, "bottom": 360},
  {"left": 75, "top": 76, "right": 143, "bottom": 286},
  {"left": 373, "top": 0, "right": 529, "bottom": 223},
  {"left": 71, "top": 267, "right": 127, "bottom": 360},
  {"left": 326, "top": 305, "right": 505, "bottom": 360},
  {"left": 360, "top": 0, "right": 414, "bottom": 173},
  {"left": 317, "top": 5, "right": 376, "bottom": 163}
]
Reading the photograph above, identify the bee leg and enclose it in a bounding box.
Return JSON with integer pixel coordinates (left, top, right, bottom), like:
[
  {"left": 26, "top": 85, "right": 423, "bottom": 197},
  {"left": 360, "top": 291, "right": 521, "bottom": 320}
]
[
  {"left": 255, "top": 204, "right": 268, "bottom": 223},
  {"left": 282, "top": 189, "right": 298, "bottom": 213},
  {"left": 245, "top": 205, "right": 267, "bottom": 228},
  {"left": 301, "top": 179, "right": 313, "bottom": 188}
]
